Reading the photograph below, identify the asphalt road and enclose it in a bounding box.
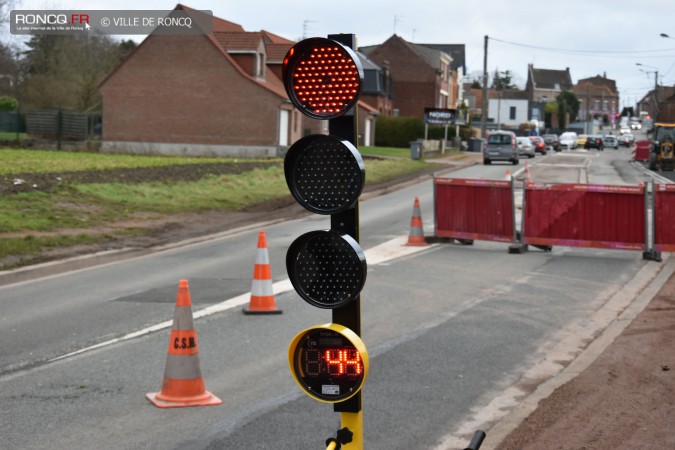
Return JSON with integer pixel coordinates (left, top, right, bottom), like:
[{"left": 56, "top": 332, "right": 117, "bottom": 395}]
[{"left": 0, "top": 145, "right": 669, "bottom": 450}]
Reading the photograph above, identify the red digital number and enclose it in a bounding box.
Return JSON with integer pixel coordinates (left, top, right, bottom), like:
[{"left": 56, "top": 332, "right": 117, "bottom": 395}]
[
  {"left": 304, "top": 348, "right": 320, "bottom": 376},
  {"left": 324, "top": 348, "right": 361, "bottom": 377}
]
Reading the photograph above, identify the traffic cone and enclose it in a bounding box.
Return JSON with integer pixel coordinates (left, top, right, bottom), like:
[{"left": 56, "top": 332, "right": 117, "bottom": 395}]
[
  {"left": 505, "top": 169, "right": 512, "bottom": 181},
  {"left": 524, "top": 162, "right": 533, "bottom": 184},
  {"left": 405, "top": 197, "right": 428, "bottom": 246},
  {"left": 243, "top": 231, "right": 282, "bottom": 314},
  {"left": 146, "top": 280, "right": 222, "bottom": 408}
]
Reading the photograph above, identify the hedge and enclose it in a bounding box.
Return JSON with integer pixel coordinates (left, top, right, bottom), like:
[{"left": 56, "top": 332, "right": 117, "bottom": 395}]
[{"left": 375, "top": 115, "right": 472, "bottom": 148}]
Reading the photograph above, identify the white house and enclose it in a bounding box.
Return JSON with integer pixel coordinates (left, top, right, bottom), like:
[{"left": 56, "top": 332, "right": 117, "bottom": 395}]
[{"left": 488, "top": 89, "right": 529, "bottom": 129}]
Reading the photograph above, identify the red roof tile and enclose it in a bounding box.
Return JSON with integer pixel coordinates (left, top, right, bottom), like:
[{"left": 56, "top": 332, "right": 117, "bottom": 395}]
[
  {"left": 176, "top": 4, "right": 244, "bottom": 32},
  {"left": 266, "top": 43, "right": 292, "bottom": 62},
  {"left": 261, "top": 30, "right": 295, "bottom": 45},
  {"left": 213, "top": 32, "right": 264, "bottom": 51}
]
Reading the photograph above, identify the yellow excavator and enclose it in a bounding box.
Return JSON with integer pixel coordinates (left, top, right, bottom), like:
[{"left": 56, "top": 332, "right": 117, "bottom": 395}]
[{"left": 649, "top": 123, "right": 675, "bottom": 171}]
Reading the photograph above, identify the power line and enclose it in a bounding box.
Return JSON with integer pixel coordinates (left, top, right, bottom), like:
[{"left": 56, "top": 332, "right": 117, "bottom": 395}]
[{"left": 489, "top": 36, "right": 675, "bottom": 58}]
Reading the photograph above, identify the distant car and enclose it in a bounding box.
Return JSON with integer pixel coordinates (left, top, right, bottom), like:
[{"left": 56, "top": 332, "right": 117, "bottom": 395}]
[
  {"left": 483, "top": 130, "right": 519, "bottom": 165},
  {"left": 576, "top": 134, "right": 589, "bottom": 147},
  {"left": 559, "top": 131, "right": 578, "bottom": 150},
  {"left": 603, "top": 135, "right": 619, "bottom": 149},
  {"left": 542, "top": 134, "right": 560, "bottom": 151},
  {"left": 629, "top": 118, "right": 642, "bottom": 130},
  {"left": 620, "top": 125, "right": 631, "bottom": 135},
  {"left": 529, "top": 136, "right": 547, "bottom": 154},
  {"left": 584, "top": 135, "right": 604, "bottom": 150},
  {"left": 516, "top": 137, "right": 535, "bottom": 158},
  {"left": 619, "top": 133, "right": 635, "bottom": 147}
]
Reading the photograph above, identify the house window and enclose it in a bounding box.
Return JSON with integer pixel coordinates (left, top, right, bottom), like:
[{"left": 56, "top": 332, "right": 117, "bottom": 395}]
[
  {"left": 509, "top": 106, "right": 516, "bottom": 120},
  {"left": 438, "top": 91, "right": 449, "bottom": 109}
]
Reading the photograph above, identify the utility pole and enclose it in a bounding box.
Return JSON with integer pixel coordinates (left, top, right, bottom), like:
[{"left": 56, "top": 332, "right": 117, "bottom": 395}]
[
  {"left": 481, "top": 35, "right": 488, "bottom": 139},
  {"left": 654, "top": 70, "right": 659, "bottom": 118}
]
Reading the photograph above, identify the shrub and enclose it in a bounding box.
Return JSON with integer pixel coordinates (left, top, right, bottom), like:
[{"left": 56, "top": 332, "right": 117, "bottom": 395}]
[
  {"left": 0, "top": 96, "right": 18, "bottom": 112},
  {"left": 375, "top": 115, "right": 472, "bottom": 147}
]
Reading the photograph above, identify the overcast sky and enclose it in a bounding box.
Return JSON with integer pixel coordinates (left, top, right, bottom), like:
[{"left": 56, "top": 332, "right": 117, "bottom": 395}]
[{"left": 14, "top": 0, "right": 675, "bottom": 109}]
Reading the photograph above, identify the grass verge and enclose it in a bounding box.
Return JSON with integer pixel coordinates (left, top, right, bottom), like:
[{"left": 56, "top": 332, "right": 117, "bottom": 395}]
[{"left": 0, "top": 147, "right": 445, "bottom": 269}]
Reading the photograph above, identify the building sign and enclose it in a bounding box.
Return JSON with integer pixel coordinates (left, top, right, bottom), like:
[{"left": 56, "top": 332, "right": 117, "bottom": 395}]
[{"left": 424, "top": 108, "right": 456, "bottom": 125}]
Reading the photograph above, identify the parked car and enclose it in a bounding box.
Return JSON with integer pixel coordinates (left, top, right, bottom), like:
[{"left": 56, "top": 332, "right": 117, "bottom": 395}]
[
  {"left": 603, "top": 134, "right": 619, "bottom": 149},
  {"left": 620, "top": 125, "right": 631, "bottom": 135},
  {"left": 576, "top": 134, "right": 589, "bottom": 148},
  {"left": 516, "top": 137, "right": 535, "bottom": 158},
  {"left": 542, "top": 134, "right": 560, "bottom": 151},
  {"left": 619, "top": 133, "right": 635, "bottom": 147},
  {"left": 559, "top": 131, "right": 578, "bottom": 150},
  {"left": 483, "top": 130, "right": 518, "bottom": 165},
  {"left": 529, "top": 136, "right": 547, "bottom": 154},
  {"left": 584, "top": 135, "right": 604, "bottom": 150}
]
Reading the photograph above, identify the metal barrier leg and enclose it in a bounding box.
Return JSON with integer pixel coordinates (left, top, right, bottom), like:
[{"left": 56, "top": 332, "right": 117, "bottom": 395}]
[
  {"left": 508, "top": 178, "right": 528, "bottom": 254},
  {"left": 644, "top": 181, "right": 662, "bottom": 261}
]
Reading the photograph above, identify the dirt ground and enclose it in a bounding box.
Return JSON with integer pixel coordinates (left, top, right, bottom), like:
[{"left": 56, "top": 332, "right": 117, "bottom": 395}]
[
  {"left": 493, "top": 269, "right": 675, "bottom": 450},
  {"left": 0, "top": 158, "right": 450, "bottom": 268}
]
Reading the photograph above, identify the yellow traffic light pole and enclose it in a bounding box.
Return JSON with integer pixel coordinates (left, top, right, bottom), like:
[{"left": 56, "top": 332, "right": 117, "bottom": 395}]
[{"left": 339, "top": 412, "right": 363, "bottom": 449}]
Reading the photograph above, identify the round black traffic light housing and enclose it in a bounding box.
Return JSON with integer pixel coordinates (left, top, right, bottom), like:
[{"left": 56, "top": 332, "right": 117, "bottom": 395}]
[
  {"left": 286, "top": 230, "right": 366, "bottom": 309},
  {"left": 284, "top": 134, "right": 365, "bottom": 215},
  {"left": 282, "top": 37, "right": 364, "bottom": 120},
  {"left": 289, "top": 324, "right": 369, "bottom": 403}
]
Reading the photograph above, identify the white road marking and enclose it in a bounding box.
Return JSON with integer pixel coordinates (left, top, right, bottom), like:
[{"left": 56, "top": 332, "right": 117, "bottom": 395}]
[{"left": 48, "top": 235, "right": 434, "bottom": 363}]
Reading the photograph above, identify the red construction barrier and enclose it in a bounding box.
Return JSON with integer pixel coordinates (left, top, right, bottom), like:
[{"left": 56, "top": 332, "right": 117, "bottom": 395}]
[
  {"left": 653, "top": 184, "right": 675, "bottom": 252},
  {"left": 633, "top": 141, "right": 651, "bottom": 161},
  {"left": 434, "top": 178, "right": 514, "bottom": 242},
  {"left": 523, "top": 183, "right": 645, "bottom": 250}
]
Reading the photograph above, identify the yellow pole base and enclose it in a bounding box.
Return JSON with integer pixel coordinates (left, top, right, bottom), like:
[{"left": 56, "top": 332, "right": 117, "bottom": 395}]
[{"left": 340, "top": 411, "right": 363, "bottom": 450}]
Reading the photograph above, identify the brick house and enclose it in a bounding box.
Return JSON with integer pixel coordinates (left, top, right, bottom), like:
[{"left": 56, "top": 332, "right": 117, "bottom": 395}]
[
  {"left": 526, "top": 64, "right": 573, "bottom": 102},
  {"left": 573, "top": 75, "right": 620, "bottom": 125},
  {"left": 526, "top": 64, "right": 573, "bottom": 127},
  {"left": 358, "top": 52, "right": 395, "bottom": 118},
  {"left": 360, "top": 35, "right": 464, "bottom": 117},
  {"left": 99, "top": 5, "right": 377, "bottom": 157},
  {"left": 638, "top": 85, "right": 675, "bottom": 121}
]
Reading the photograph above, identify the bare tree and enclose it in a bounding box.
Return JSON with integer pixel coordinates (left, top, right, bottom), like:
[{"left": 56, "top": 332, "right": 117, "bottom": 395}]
[{"left": 19, "top": 34, "right": 135, "bottom": 110}]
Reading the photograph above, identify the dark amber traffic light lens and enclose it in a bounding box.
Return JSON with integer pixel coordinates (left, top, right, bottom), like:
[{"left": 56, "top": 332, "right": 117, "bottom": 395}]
[
  {"left": 284, "top": 134, "right": 365, "bottom": 215},
  {"left": 286, "top": 230, "right": 366, "bottom": 309},
  {"left": 283, "top": 37, "right": 363, "bottom": 120}
]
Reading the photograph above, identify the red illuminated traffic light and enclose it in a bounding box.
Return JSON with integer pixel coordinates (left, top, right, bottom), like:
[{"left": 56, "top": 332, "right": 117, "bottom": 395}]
[{"left": 282, "top": 37, "right": 364, "bottom": 120}]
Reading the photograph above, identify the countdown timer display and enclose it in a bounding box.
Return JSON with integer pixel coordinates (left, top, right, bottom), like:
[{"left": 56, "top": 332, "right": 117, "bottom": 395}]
[{"left": 288, "top": 324, "right": 368, "bottom": 403}]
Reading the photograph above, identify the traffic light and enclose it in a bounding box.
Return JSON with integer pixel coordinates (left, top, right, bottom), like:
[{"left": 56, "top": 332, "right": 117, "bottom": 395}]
[
  {"left": 288, "top": 323, "right": 368, "bottom": 403},
  {"left": 282, "top": 34, "right": 368, "bottom": 447}
]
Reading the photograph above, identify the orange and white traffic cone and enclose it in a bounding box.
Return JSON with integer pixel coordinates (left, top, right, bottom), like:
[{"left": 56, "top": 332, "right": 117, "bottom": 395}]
[
  {"left": 505, "top": 169, "right": 512, "bottom": 181},
  {"left": 146, "top": 280, "right": 222, "bottom": 408},
  {"left": 524, "top": 162, "right": 533, "bottom": 184},
  {"left": 405, "top": 197, "right": 428, "bottom": 246},
  {"left": 243, "top": 231, "right": 282, "bottom": 314}
]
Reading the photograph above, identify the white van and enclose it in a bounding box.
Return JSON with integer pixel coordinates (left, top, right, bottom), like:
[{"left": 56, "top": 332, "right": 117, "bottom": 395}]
[{"left": 559, "top": 132, "right": 578, "bottom": 150}]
